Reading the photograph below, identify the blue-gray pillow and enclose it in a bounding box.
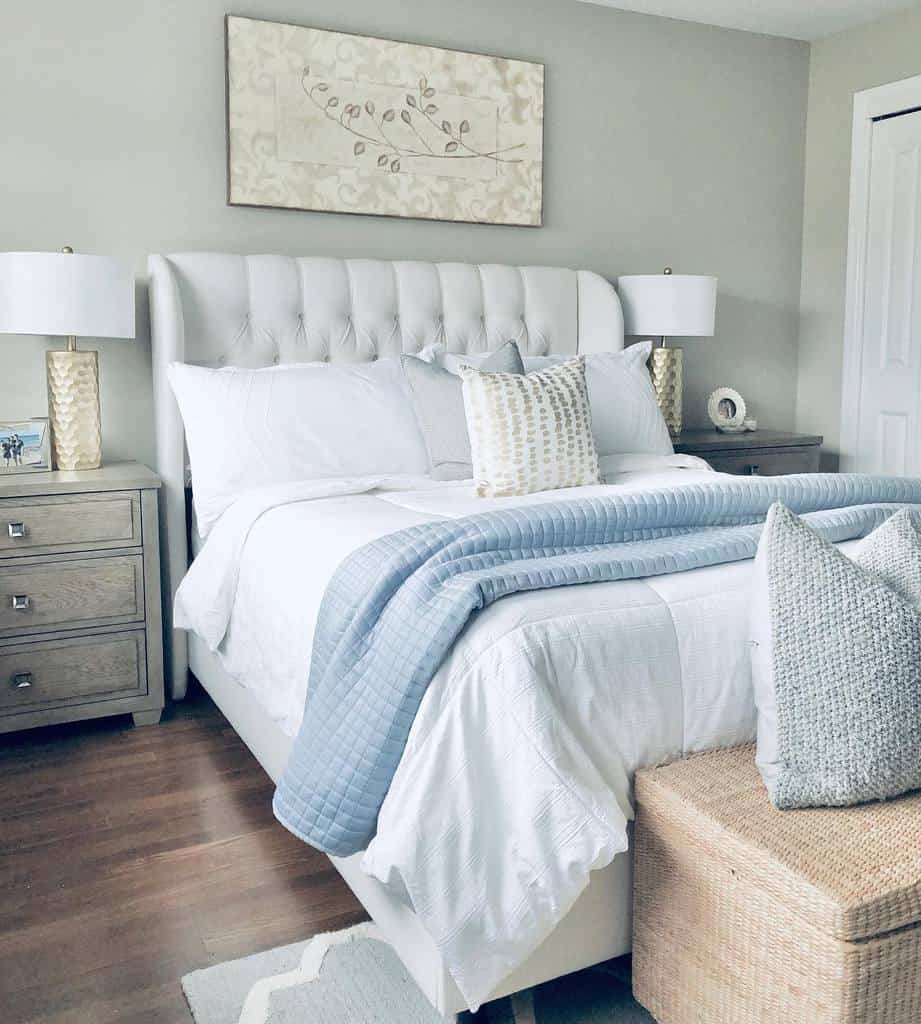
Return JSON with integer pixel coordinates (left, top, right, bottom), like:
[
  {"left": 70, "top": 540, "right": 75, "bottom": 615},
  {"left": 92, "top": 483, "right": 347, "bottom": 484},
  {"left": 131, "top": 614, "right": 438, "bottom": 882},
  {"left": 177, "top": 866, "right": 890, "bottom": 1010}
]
[
  {"left": 751, "top": 504, "right": 921, "bottom": 809},
  {"left": 402, "top": 341, "right": 524, "bottom": 480}
]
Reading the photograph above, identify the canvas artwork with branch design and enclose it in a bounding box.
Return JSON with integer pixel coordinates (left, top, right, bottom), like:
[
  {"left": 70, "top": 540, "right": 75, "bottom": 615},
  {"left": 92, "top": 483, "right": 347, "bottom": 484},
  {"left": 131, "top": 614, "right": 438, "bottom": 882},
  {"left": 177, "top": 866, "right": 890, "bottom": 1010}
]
[{"left": 226, "top": 16, "right": 544, "bottom": 226}]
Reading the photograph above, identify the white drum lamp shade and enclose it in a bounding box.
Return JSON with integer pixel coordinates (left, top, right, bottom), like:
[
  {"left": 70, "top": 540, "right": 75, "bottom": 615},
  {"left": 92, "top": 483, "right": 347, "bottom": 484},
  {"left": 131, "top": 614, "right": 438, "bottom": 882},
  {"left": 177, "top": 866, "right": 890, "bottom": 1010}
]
[
  {"left": 617, "top": 271, "right": 718, "bottom": 439},
  {"left": 0, "top": 250, "right": 135, "bottom": 471},
  {"left": 617, "top": 273, "right": 717, "bottom": 339},
  {"left": 0, "top": 252, "right": 135, "bottom": 339}
]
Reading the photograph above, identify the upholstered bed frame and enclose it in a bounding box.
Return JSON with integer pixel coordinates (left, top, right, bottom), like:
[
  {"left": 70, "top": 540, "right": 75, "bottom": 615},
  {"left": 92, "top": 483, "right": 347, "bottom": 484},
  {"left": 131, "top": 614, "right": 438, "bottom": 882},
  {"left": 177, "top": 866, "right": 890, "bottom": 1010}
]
[{"left": 149, "top": 253, "right": 630, "bottom": 1016}]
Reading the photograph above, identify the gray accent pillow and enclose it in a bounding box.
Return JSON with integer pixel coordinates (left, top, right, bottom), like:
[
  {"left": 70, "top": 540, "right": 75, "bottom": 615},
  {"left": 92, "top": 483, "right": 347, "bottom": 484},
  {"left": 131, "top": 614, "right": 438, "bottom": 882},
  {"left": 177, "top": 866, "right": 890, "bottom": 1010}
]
[
  {"left": 402, "top": 341, "right": 524, "bottom": 480},
  {"left": 751, "top": 504, "right": 921, "bottom": 809},
  {"left": 856, "top": 506, "right": 921, "bottom": 609}
]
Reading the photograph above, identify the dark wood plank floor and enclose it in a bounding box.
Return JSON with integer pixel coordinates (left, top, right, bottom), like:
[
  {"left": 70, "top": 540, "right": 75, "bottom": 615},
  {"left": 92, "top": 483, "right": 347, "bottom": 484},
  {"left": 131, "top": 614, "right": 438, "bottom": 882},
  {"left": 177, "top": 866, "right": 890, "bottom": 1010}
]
[{"left": 0, "top": 684, "right": 367, "bottom": 1024}]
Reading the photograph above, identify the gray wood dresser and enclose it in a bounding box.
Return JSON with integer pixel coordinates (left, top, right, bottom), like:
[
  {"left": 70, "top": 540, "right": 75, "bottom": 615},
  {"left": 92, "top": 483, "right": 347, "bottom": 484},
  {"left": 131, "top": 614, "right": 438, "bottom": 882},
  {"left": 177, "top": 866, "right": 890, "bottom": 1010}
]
[
  {"left": 673, "top": 429, "right": 824, "bottom": 476},
  {"left": 0, "top": 462, "right": 164, "bottom": 733}
]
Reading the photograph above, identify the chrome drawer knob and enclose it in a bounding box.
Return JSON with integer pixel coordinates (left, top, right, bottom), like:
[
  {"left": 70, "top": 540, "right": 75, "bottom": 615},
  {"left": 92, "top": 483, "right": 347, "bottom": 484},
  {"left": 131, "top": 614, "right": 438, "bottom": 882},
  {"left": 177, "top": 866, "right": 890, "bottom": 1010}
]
[
  {"left": 11, "top": 595, "right": 30, "bottom": 611},
  {"left": 7, "top": 522, "right": 26, "bottom": 539},
  {"left": 11, "top": 672, "right": 32, "bottom": 689}
]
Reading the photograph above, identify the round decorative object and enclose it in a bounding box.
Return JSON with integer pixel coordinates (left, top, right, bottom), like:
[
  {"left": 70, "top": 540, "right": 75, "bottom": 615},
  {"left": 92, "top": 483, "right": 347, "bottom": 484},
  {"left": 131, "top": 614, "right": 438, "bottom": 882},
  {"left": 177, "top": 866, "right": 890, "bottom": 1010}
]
[{"left": 708, "top": 387, "right": 747, "bottom": 431}]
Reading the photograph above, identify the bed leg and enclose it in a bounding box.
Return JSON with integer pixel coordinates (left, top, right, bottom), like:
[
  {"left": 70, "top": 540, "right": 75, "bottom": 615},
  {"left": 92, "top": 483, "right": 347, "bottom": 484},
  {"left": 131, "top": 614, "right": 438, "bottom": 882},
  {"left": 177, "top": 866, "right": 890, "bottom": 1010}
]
[
  {"left": 509, "top": 989, "right": 536, "bottom": 1023},
  {"left": 462, "top": 989, "right": 535, "bottom": 1023}
]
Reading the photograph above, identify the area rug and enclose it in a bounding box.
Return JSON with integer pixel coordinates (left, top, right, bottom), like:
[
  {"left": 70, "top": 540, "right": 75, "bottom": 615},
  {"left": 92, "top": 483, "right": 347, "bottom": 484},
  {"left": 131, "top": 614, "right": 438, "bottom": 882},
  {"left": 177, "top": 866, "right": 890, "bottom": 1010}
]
[{"left": 182, "top": 923, "right": 655, "bottom": 1023}]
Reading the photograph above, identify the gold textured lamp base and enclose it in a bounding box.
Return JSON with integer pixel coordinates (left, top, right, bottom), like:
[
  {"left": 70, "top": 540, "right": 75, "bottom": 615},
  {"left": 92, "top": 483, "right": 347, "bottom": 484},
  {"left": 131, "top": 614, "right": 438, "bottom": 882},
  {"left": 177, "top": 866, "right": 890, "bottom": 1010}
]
[
  {"left": 649, "top": 346, "right": 683, "bottom": 437},
  {"left": 46, "top": 349, "right": 102, "bottom": 470}
]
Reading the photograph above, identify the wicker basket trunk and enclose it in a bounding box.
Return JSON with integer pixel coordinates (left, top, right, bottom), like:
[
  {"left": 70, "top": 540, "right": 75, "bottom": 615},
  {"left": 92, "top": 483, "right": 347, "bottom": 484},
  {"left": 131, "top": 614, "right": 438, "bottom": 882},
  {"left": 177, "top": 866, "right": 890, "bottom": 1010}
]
[{"left": 633, "top": 746, "right": 921, "bottom": 1024}]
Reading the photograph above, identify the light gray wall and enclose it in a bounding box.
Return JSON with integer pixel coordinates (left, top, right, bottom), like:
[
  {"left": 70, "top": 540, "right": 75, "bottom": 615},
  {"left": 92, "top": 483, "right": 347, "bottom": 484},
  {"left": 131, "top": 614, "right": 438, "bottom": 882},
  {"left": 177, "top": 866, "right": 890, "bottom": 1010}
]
[
  {"left": 1, "top": 0, "right": 808, "bottom": 466},
  {"left": 796, "top": 5, "right": 921, "bottom": 467}
]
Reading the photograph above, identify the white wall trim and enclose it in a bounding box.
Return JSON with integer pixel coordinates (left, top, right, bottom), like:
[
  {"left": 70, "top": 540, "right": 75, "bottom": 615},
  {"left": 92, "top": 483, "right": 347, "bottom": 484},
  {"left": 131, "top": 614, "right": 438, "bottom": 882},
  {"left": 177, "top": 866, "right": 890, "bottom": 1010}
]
[{"left": 840, "top": 73, "right": 921, "bottom": 471}]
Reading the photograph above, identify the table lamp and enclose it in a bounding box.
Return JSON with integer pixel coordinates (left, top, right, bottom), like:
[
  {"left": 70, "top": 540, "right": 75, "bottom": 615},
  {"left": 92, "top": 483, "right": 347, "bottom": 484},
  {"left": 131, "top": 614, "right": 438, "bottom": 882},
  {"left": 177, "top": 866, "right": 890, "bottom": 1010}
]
[
  {"left": 0, "top": 248, "right": 135, "bottom": 470},
  {"left": 617, "top": 268, "right": 717, "bottom": 437}
]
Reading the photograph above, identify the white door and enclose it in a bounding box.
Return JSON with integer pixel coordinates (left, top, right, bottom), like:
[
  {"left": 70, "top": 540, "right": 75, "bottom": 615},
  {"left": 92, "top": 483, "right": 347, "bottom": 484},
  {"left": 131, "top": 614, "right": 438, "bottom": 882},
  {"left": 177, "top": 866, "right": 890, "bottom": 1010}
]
[{"left": 851, "top": 108, "right": 921, "bottom": 475}]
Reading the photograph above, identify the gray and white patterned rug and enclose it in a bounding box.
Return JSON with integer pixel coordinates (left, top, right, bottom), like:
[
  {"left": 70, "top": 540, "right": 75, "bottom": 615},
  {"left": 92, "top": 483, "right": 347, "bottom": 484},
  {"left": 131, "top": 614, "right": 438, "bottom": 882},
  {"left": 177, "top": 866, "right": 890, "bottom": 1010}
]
[{"left": 182, "top": 923, "right": 655, "bottom": 1023}]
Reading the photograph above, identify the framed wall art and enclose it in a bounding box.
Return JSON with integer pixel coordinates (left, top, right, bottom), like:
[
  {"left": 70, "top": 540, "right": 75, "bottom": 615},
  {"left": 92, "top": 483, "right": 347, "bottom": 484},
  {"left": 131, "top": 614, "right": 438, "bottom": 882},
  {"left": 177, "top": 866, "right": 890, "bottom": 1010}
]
[{"left": 225, "top": 15, "right": 544, "bottom": 226}]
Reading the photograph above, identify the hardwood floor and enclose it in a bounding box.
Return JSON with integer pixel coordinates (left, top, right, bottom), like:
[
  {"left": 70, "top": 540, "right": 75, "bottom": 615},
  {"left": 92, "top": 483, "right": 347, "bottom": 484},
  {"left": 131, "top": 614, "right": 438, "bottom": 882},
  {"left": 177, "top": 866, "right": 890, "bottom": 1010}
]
[{"left": 0, "top": 684, "right": 367, "bottom": 1023}]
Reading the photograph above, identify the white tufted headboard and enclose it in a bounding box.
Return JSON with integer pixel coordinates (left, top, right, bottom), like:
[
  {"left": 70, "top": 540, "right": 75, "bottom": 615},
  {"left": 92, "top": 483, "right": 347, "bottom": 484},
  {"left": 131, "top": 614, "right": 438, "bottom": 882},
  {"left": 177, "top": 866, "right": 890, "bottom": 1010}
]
[{"left": 149, "top": 253, "right": 624, "bottom": 698}]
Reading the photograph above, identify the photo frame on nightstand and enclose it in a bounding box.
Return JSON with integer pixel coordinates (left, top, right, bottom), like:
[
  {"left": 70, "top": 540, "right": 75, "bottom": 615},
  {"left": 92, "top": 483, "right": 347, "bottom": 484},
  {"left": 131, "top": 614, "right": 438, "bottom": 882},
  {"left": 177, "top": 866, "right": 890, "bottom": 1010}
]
[{"left": 0, "top": 418, "right": 51, "bottom": 474}]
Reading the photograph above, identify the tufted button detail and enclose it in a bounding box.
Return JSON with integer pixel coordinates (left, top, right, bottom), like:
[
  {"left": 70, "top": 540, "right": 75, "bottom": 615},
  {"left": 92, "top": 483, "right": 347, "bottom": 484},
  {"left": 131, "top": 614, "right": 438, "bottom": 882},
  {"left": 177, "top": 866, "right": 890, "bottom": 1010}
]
[
  {"left": 370, "top": 353, "right": 379, "bottom": 361},
  {"left": 322, "top": 354, "right": 330, "bottom": 362}
]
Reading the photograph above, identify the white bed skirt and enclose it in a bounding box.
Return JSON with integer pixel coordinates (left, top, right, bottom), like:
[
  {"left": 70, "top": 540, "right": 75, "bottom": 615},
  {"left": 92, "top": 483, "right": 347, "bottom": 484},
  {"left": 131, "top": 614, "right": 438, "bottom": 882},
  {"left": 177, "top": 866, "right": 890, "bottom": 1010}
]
[{"left": 189, "top": 634, "right": 634, "bottom": 1016}]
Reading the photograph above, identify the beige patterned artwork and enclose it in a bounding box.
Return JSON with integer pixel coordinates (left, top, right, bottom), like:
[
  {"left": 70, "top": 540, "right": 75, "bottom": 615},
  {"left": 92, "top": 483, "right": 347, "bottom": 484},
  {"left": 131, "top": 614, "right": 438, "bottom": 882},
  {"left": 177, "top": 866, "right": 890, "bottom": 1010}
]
[{"left": 225, "top": 16, "right": 544, "bottom": 226}]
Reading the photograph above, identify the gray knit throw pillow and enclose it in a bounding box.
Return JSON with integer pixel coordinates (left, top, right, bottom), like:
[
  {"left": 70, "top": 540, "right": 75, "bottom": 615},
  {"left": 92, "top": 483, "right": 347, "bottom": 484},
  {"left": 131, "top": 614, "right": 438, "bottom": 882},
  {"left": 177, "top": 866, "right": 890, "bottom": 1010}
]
[{"left": 751, "top": 504, "right": 921, "bottom": 809}]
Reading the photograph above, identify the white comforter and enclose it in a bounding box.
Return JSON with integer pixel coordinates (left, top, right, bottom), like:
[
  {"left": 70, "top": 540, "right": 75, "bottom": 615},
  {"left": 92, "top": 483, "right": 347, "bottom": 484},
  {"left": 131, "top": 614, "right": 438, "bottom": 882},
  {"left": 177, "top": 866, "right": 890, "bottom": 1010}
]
[{"left": 175, "top": 457, "right": 860, "bottom": 1008}]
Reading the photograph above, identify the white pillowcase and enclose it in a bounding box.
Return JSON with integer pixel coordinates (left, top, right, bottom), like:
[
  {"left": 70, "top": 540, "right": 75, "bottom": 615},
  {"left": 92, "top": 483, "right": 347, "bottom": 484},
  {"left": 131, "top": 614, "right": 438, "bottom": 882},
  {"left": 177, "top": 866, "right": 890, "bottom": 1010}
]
[
  {"left": 434, "top": 342, "right": 671, "bottom": 458},
  {"left": 168, "top": 359, "right": 429, "bottom": 536},
  {"left": 523, "top": 342, "right": 672, "bottom": 457}
]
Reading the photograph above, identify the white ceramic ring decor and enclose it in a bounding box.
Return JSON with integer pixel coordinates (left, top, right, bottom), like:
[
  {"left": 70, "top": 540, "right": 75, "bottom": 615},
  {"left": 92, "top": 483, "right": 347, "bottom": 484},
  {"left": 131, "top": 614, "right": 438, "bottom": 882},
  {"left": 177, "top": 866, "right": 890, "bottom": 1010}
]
[{"left": 708, "top": 387, "right": 747, "bottom": 430}]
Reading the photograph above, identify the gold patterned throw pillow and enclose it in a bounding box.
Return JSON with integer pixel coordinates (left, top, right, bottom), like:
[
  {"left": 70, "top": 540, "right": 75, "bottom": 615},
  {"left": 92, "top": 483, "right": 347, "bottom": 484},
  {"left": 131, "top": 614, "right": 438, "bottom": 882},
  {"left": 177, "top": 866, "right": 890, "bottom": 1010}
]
[{"left": 460, "top": 356, "right": 601, "bottom": 498}]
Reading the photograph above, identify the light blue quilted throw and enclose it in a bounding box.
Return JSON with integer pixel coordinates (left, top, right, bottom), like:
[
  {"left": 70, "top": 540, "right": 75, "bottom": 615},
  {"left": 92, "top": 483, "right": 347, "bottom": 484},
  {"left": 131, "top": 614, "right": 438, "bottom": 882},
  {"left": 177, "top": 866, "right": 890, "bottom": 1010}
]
[{"left": 273, "top": 474, "right": 921, "bottom": 855}]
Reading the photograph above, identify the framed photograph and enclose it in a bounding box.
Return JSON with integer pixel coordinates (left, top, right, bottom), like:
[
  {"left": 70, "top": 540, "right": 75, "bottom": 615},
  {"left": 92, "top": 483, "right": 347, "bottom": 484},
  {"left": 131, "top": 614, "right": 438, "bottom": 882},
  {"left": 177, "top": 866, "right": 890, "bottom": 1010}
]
[
  {"left": 0, "top": 419, "right": 51, "bottom": 474},
  {"left": 225, "top": 15, "right": 544, "bottom": 226},
  {"left": 708, "top": 388, "right": 755, "bottom": 433}
]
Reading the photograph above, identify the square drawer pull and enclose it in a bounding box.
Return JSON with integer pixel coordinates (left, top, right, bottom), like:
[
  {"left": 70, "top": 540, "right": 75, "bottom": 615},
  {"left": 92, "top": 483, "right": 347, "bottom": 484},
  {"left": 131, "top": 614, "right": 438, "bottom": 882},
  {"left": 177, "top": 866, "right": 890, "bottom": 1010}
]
[
  {"left": 11, "top": 595, "right": 30, "bottom": 611},
  {"left": 7, "top": 521, "right": 26, "bottom": 539},
  {"left": 10, "top": 672, "right": 32, "bottom": 689}
]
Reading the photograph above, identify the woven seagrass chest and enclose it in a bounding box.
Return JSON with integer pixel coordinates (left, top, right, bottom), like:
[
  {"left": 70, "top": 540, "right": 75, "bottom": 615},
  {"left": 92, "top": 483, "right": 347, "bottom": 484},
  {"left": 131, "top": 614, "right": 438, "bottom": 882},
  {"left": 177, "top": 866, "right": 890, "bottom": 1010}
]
[{"left": 632, "top": 745, "right": 921, "bottom": 1024}]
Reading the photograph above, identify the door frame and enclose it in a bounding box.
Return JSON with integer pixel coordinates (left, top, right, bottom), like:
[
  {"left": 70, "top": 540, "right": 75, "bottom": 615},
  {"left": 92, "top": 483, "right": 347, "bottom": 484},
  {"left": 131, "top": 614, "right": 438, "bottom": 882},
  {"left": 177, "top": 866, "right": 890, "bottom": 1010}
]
[{"left": 840, "top": 73, "right": 921, "bottom": 471}]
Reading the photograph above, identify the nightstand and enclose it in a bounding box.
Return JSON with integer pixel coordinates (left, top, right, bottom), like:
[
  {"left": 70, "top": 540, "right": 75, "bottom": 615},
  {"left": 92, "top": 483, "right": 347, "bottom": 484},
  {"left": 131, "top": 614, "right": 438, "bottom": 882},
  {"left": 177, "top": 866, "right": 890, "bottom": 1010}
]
[
  {"left": 0, "top": 463, "right": 164, "bottom": 733},
  {"left": 673, "top": 429, "right": 824, "bottom": 476}
]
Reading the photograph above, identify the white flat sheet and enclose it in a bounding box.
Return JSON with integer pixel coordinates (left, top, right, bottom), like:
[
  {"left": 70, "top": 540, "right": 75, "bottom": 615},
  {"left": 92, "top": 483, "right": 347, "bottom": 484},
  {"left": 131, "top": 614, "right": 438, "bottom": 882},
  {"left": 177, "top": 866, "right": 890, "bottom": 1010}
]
[{"left": 174, "top": 458, "right": 859, "bottom": 1008}]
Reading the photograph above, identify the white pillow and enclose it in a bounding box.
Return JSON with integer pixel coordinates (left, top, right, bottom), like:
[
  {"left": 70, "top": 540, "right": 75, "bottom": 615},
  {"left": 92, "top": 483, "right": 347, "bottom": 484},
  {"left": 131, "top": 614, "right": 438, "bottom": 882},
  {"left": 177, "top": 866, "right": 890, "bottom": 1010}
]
[
  {"left": 168, "top": 359, "right": 429, "bottom": 536},
  {"left": 436, "top": 342, "right": 671, "bottom": 458},
  {"left": 524, "top": 342, "right": 672, "bottom": 457},
  {"left": 402, "top": 341, "right": 525, "bottom": 481}
]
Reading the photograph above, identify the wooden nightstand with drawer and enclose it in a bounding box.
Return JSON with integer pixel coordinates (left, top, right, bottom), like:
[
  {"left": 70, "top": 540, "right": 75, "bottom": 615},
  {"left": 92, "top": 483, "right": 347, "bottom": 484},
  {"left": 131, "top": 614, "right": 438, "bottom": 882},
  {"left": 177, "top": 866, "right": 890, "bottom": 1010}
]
[
  {"left": 0, "top": 463, "right": 164, "bottom": 733},
  {"left": 673, "top": 429, "right": 824, "bottom": 476}
]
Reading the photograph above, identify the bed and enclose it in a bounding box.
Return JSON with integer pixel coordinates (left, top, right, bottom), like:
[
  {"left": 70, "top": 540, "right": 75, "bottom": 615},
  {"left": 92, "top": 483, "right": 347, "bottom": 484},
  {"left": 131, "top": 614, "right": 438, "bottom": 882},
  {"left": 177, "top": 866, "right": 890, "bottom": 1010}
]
[
  {"left": 151, "top": 254, "right": 651, "bottom": 1015},
  {"left": 150, "top": 254, "right": 871, "bottom": 1016}
]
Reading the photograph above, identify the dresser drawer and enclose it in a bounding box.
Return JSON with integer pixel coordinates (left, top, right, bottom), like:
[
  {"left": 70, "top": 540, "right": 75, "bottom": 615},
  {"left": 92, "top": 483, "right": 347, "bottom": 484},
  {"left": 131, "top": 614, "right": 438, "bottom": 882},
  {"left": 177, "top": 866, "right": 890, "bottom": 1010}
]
[
  {"left": 0, "top": 492, "right": 141, "bottom": 557},
  {"left": 0, "top": 554, "right": 144, "bottom": 638},
  {"left": 0, "top": 631, "right": 147, "bottom": 714},
  {"left": 705, "top": 446, "right": 821, "bottom": 477}
]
